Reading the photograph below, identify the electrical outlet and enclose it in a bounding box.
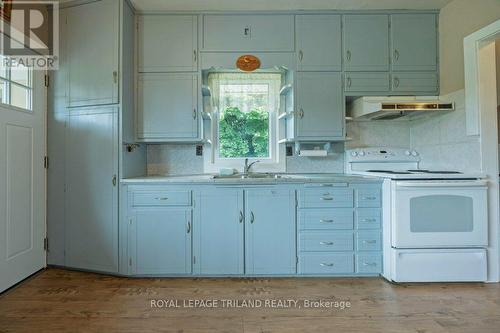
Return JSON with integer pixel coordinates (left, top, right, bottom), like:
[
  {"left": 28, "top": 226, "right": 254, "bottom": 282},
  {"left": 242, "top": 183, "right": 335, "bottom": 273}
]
[
  {"left": 286, "top": 146, "right": 293, "bottom": 156},
  {"left": 196, "top": 145, "right": 203, "bottom": 156}
]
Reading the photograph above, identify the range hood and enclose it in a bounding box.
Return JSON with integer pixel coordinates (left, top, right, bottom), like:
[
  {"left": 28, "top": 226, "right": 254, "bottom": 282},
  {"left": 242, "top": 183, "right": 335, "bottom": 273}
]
[{"left": 350, "top": 96, "right": 455, "bottom": 120}]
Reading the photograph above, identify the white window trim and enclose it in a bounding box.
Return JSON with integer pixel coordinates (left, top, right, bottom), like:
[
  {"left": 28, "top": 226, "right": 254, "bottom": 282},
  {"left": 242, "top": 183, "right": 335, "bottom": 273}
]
[
  {"left": 0, "top": 64, "right": 33, "bottom": 112},
  {"left": 203, "top": 73, "right": 285, "bottom": 174}
]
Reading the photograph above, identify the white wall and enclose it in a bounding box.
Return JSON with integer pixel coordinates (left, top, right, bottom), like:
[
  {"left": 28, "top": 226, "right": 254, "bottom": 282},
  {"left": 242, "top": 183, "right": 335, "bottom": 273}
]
[{"left": 439, "top": 0, "right": 500, "bottom": 95}]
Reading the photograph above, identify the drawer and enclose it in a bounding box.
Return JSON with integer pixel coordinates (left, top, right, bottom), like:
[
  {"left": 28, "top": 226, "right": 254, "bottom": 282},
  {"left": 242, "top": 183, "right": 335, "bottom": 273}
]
[
  {"left": 132, "top": 191, "right": 191, "bottom": 207},
  {"left": 356, "top": 231, "right": 382, "bottom": 251},
  {"left": 298, "top": 188, "right": 353, "bottom": 208},
  {"left": 299, "top": 231, "right": 354, "bottom": 252},
  {"left": 356, "top": 189, "right": 381, "bottom": 207},
  {"left": 356, "top": 253, "right": 382, "bottom": 274},
  {"left": 344, "top": 73, "right": 390, "bottom": 93},
  {"left": 202, "top": 15, "right": 294, "bottom": 51},
  {"left": 391, "top": 72, "right": 438, "bottom": 93},
  {"left": 299, "top": 209, "right": 353, "bottom": 230},
  {"left": 299, "top": 253, "right": 354, "bottom": 274},
  {"left": 356, "top": 209, "right": 381, "bottom": 229}
]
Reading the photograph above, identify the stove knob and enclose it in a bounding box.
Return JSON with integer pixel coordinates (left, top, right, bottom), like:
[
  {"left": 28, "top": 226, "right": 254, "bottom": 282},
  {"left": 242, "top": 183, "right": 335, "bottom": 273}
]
[
  {"left": 350, "top": 151, "right": 358, "bottom": 157},
  {"left": 411, "top": 150, "right": 419, "bottom": 157},
  {"left": 359, "top": 151, "right": 366, "bottom": 157},
  {"left": 405, "top": 150, "right": 411, "bottom": 156}
]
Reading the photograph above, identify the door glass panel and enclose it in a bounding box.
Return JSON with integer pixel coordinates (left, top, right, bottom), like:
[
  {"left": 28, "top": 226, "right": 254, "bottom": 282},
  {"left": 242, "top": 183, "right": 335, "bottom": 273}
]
[
  {"left": 11, "top": 85, "right": 30, "bottom": 110},
  {"left": 11, "top": 68, "right": 30, "bottom": 86},
  {"left": 410, "top": 195, "right": 473, "bottom": 232}
]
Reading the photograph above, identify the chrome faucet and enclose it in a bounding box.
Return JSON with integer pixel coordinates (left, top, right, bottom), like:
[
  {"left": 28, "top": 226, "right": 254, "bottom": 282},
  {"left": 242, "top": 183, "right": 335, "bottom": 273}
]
[{"left": 244, "top": 158, "right": 260, "bottom": 174}]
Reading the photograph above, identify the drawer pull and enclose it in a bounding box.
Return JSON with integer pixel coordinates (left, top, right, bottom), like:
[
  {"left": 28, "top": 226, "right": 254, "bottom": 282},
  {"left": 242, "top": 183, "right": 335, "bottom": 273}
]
[
  {"left": 361, "top": 218, "right": 376, "bottom": 223},
  {"left": 186, "top": 221, "right": 191, "bottom": 234},
  {"left": 239, "top": 211, "right": 243, "bottom": 224},
  {"left": 362, "top": 196, "right": 377, "bottom": 200},
  {"left": 320, "top": 197, "right": 333, "bottom": 201},
  {"left": 319, "top": 241, "right": 334, "bottom": 246},
  {"left": 363, "top": 262, "right": 377, "bottom": 267},
  {"left": 362, "top": 240, "right": 377, "bottom": 244},
  {"left": 319, "top": 219, "right": 334, "bottom": 223},
  {"left": 320, "top": 263, "right": 334, "bottom": 267},
  {"left": 155, "top": 197, "right": 169, "bottom": 201}
]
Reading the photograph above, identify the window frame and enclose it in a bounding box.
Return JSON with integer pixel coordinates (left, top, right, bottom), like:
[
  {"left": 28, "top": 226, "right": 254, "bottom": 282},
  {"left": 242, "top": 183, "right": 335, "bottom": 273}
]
[{"left": 0, "top": 63, "right": 33, "bottom": 112}]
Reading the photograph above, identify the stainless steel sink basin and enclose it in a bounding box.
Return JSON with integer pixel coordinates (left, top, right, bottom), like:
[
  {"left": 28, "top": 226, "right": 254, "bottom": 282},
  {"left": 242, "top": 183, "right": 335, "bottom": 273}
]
[{"left": 212, "top": 173, "right": 284, "bottom": 180}]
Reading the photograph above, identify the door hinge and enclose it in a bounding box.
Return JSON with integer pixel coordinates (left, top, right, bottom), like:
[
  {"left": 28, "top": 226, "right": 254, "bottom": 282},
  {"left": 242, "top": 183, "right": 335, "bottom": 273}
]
[
  {"left": 44, "top": 74, "right": 49, "bottom": 87},
  {"left": 44, "top": 237, "right": 49, "bottom": 251},
  {"left": 44, "top": 156, "right": 49, "bottom": 169},
  {"left": 193, "top": 256, "right": 196, "bottom": 265}
]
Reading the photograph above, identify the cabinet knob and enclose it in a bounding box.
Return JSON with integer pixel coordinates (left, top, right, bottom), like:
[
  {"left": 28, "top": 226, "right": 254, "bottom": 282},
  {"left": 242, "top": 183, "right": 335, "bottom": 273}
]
[
  {"left": 319, "top": 241, "right": 334, "bottom": 245},
  {"left": 320, "top": 263, "right": 334, "bottom": 267},
  {"left": 112, "top": 175, "right": 117, "bottom": 186},
  {"left": 347, "top": 77, "right": 352, "bottom": 88},
  {"left": 346, "top": 50, "right": 351, "bottom": 62},
  {"left": 393, "top": 77, "right": 400, "bottom": 88},
  {"left": 298, "top": 50, "right": 303, "bottom": 61},
  {"left": 393, "top": 49, "right": 399, "bottom": 61},
  {"left": 193, "top": 109, "right": 197, "bottom": 119},
  {"left": 299, "top": 108, "right": 304, "bottom": 118},
  {"left": 186, "top": 221, "right": 191, "bottom": 234},
  {"left": 250, "top": 211, "right": 255, "bottom": 224},
  {"left": 239, "top": 211, "right": 243, "bottom": 223},
  {"left": 193, "top": 50, "right": 197, "bottom": 63}
]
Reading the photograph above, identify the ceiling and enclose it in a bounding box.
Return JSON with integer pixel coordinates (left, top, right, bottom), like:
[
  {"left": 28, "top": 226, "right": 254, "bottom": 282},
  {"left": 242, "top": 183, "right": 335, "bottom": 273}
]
[{"left": 129, "top": 0, "right": 453, "bottom": 12}]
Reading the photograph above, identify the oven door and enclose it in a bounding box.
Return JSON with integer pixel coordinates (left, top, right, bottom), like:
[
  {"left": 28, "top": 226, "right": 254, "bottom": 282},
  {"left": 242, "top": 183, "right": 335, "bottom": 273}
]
[{"left": 392, "top": 180, "right": 488, "bottom": 248}]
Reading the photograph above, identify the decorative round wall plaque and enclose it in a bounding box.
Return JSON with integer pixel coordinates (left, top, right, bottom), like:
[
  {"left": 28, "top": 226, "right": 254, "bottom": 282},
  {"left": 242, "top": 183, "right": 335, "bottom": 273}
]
[{"left": 236, "top": 55, "right": 261, "bottom": 72}]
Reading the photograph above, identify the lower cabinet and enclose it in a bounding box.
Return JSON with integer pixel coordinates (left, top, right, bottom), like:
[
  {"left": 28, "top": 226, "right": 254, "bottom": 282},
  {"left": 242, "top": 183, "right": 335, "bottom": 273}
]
[{"left": 129, "top": 209, "right": 192, "bottom": 275}]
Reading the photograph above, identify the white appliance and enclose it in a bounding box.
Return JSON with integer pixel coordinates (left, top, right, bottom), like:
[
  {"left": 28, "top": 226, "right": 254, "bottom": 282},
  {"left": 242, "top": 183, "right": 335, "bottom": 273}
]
[
  {"left": 346, "top": 147, "right": 488, "bottom": 282},
  {"left": 350, "top": 96, "right": 455, "bottom": 120}
]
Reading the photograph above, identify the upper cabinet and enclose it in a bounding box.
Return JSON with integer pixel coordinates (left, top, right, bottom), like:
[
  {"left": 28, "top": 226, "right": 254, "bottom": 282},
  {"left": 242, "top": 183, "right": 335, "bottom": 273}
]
[
  {"left": 137, "top": 15, "right": 198, "bottom": 72},
  {"left": 296, "top": 15, "right": 342, "bottom": 71},
  {"left": 66, "top": 0, "right": 119, "bottom": 107},
  {"left": 390, "top": 14, "right": 438, "bottom": 72},
  {"left": 202, "top": 15, "right": 294, "bottom": 52},
  {"left": 343, "top": 15, "right": 389, "bottom": 72}
]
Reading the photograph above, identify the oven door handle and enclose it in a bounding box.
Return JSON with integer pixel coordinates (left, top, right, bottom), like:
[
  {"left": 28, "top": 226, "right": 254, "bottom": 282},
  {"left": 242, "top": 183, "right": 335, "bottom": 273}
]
[{"left": 396, "top": 180, "right": 487, "bottom": 188}]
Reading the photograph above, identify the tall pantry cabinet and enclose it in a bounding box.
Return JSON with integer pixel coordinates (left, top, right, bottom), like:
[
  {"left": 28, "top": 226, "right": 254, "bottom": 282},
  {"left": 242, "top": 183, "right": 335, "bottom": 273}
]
[{"left": 47, "top": 0, "right": 145, "bottom": 273}]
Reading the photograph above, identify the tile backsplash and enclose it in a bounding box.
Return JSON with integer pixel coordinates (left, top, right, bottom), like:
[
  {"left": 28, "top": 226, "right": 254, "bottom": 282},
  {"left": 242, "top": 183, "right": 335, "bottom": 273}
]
[{"left": 146, "top": 89, "right": 480, "bottom": 175}]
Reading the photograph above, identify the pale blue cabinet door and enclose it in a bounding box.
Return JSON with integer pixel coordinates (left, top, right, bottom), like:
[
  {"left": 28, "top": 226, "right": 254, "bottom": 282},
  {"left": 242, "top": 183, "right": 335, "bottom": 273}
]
[
  {"left": 138, "top": 15, "right": 198, "bottom": 72},
  {"left": 137, "top": 73, "right": 199, "bottom": 141},
  {"left": 65, "top": 107, "right": 118, "bottom": 273},
  {"left": 391, "top": 14, "right": 438, "bottom": 71},
  {"left": 130, "top": 209, "right": 192, "bottom": 275},
  {"left": 195, "top": 189, "right": 244, "bottom": 275},
  {"left": 344, "top": 73, "right": 390, "bottom": 93},
  {"left": 245, "top": 189, "right": 296, "bottom": 275},
  {"left": 296, "top": 72, "right": 344, "bottom": 139},
  {"left": 391, "top": 72, "right": 439, "bottom": 94},
  {"left": 343, "top": 15, "right": 389, "bottom": 71},
  {"left": 296, "top": 15, "right": 342, "bottom": 71},
  {"left": 66, "top": 0, "right": 119, "bottom": 107}
]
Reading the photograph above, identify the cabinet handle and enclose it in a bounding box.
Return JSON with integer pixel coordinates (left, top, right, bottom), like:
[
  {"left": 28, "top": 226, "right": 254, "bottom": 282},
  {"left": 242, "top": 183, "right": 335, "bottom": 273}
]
[
  {"left": 112, "top": 175, "right": 117, "bottom": 186},
  {"left": 298, "top": 50, "right": 303, "bottom": 61},
  {"left": 346, "top": 50, "right": 351, "bottom": 62},
  {"left": 320, "top": 197, "right": 333, "bottom": 201},
  {"left": 347, "top": 77, "right": 352, "bottom": 88},
  {"left": 361, "top": 218, "right": 376, "bottom": 223},
  {"left": 320, "top": 219, "right": 334, "bottom": 223},
  {"left": 155, "top": 197, "right": 168, "bottom": 201},
  {"left": 193, "top": 50, "right": 197, "bottom": 63},
  {"left": 393, "top": 77, "right": 400, "bottom": 88},
  {"left": 362, "top": 196, "right": 377, "bottom": 200},
  {"left": 319, "top": 241, "right": 334, "bottom": 245},
  {"left": 239, "top": 211, "right": 243, "bottom": 223},
  {"left": 186, "top": 221, "right": 191, "bottom": 234},
  {"left": 250, "top": 211, "right": 255, "bottom": 224},
  {"left": 362, "top": 240, "right": 377, "bottom": 244},
  {"left": 112, "top": 71, "right": 118, "bottom": 84},
  {"left": 193, "top": 109, "right": 197, "bottom": 119},
  {"left": 363, "top": 262, "right": 377, "bottom": 267},
  {"left": 320, "top": 263, "right": 334, "bottom": 267},
  {"left": 299, "top": 108, "right": 304, "bottom": 118},
  {"left": 393, "top": 49, "right": 399, "bottom": 61}
]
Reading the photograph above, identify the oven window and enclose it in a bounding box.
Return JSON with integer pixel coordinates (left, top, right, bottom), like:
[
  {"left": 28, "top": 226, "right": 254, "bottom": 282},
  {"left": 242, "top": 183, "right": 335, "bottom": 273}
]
[{"left": 410, "top": 195, "right": 474, "bottom": 232}]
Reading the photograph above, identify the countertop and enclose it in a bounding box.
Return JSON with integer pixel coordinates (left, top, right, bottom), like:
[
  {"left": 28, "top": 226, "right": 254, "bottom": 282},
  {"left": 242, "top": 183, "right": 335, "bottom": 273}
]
[{"left": 121, "top": 173, "right": 382, "bottom": 184}]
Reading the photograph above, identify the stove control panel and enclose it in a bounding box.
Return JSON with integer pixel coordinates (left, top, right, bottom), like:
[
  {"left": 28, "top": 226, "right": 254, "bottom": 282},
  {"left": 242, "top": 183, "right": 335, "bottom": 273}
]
[{"left": 346, "top": 148, "right": 420, "bottom": 162}]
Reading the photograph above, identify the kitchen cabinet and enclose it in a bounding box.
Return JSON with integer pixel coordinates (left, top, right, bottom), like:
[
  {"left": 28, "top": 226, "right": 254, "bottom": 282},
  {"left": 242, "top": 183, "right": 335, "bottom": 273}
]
[
  {"left": 202, "top": 15, "right": 294, "bottom": 52},
  {"left": 66, "top": 0, "right": 119, "bottom": 107},
  {"left": 391, "top": 72, "right": 439, "bottom": 94},
  {"left": 343, "top": 15, "right": 389, "bottom": 72},
  {"left": 137, "top": 15, "right": 198, "bottom": 72},
  {"left": 129, "top": 209, "right": 192, "bottom": 275},
  {"left": 390, "top": 14, "right": 438, "bottom": 72},
  {"left": 195, "top": 188, "right": 244, "bottom": 275},
  {"left": 296, "top": 72, "right": 344, "bottom": 140},
  {"left": 65, "top": 107, "right": 119, "bottom": 273},
  {"left": 137, "top": 73, "right": 199, "bottom": 141},
  {"left": 344, "top": 73, "right": 390, "bottom": 94},
  {"left": 245, "top": 189, "right": 296, "bottom": 275},
  {"left": 296, "top": 15, "right": 342, "bottom": 71}
]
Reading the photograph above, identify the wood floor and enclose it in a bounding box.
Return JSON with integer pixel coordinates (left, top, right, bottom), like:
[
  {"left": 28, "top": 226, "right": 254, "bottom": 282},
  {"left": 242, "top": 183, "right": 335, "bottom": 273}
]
[{"left": 0, "top": 269, "right": 499, "bottom": 333}]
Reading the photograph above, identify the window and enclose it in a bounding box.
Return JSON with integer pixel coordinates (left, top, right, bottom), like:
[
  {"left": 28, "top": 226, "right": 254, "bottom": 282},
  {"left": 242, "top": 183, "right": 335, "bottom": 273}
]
[
  {"left": 0, "top": 57, "right": 33, "bottom": 111},
  {"left": 207, "top": 72, "right": 283, "bottom": 172}
]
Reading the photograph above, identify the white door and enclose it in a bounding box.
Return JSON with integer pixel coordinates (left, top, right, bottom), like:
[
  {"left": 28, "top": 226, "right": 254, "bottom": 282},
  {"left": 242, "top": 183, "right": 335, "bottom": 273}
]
[
  {"left": 392, "top": 181, "right": 488, "bottom": 248},
  {"left": 0, "top": 70, "right": 46, "bottom": 292}
]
